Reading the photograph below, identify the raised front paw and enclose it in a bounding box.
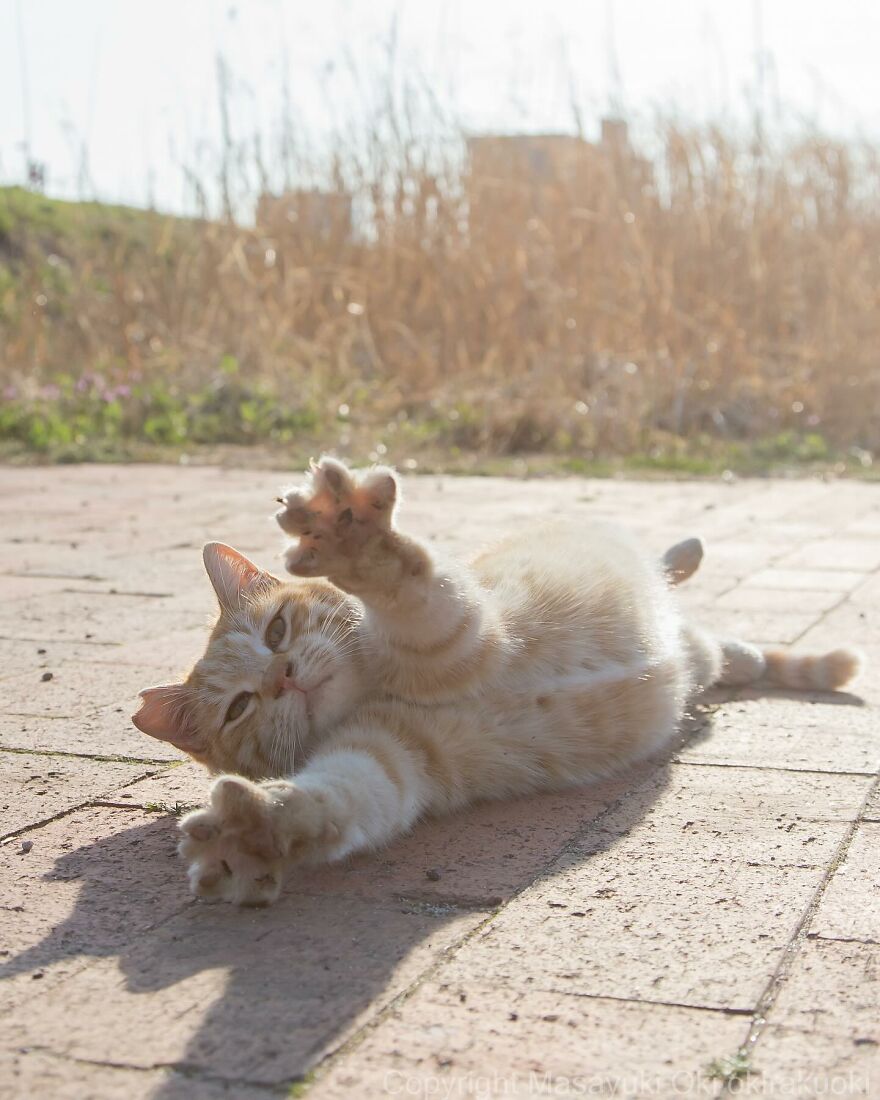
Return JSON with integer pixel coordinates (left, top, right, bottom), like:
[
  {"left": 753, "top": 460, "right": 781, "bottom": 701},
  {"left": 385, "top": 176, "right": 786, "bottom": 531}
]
[
  {"left": 275, "top": 456, "right": 399, "bottom": 580},
  {"left": 178, "top": 775, "right": 333, "bottom": 906}
]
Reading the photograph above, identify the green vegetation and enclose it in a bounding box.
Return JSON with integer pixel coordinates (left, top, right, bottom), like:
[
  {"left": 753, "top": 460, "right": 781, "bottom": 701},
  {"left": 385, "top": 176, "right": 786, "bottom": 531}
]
[
  {"left": 0, "top": 369, "right": 318, "bottom": 456},
  {"left": 706, "top": 1051, "right": 755, "bottom": 1088},
  {"left": 143, "top": 801, "right": 198, "bottom": 817},
  {"left": 0, "top": 367, "right": 874, "bottom": 478},
  {"left": 3, "top": 122, "right": 879, "bottom": 480},
  {"left": 0, "top": 185, "right": 176, "bottom": 261},
  {"left": 288, "top": 1070, "right": 318, "bottom": 1098}
]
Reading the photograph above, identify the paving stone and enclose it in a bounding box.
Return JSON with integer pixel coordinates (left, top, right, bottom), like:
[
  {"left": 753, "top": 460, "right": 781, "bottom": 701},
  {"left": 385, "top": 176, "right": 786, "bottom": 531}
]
[
  {"left": 296, "top": 770, "right": 644, "bottom": 904},
  {"left": 1, "top": 467, "right": 879, "bottom": 1098},
  {"left": 692, "top": 608, "right": 821, "bottom": 646},
  {"left": 745, "top": 1028, "right": 878, "bottom": 1099},
  {"left": 688, "top": 541, "right": 783, "bottom": 583},
  {"left": 0, "top": 639, "right": 57, "bottom": 681},
  {"left": 780, "top": 540, "right": 880, "bottom": 572},
  {"left": 800, "top": 602, "right": 875, "bottom": 651},
  {"left": 0, "top": 749, "right": 156, "bottom": 837},
  {"left": 0, "top": 1050, "right": 276, "bottom": 1100},
  {"left": 781, "top": 484, "right": 880, "bottom": 529},
  {"left": 6, "top": 630, "right": 205, "bottom": 673},
  {"left": 0, "top": 589, "right": 203, "bottom": 648},
  {"left": 690, "top": 482, "right": 827, "bottom": 535},
  {"left": 844, "top": 516, "right": 880, "bottom": 537},
  {"left": 101, "top": 762, "right": 210, "bottom": 811},
  {"left": 714, "top": 586, "right": 844, "bottom": 614},
  {"left": 0, "top": 895, "right": 481, "bottom": 1086},
  {"left": 767, "top": 938, "right": 880, "bottom": 1040},
  {"left": 0, "top": 705, "right": 186, "bottom": 762},
  {"left": 0, "top": 541, "right": 119, "bottom": 581},
  {"left": 0, "top": 575, "right": 71, "bottom": 601},
  {"left": 0, "top": 806, "right": 188, "bottom": 1016},
  {"left": 310, "top": 980, "right": 741, "bottom": 1099},
  {"left": 678, "top": 694, "right": 879, "bottom": 774},
  {"left": 0, "top": 661, "right": 181, "bottom": 719},
  {"left": 436, "top": 764, "right": 870, "bottom": 1011},
  {"left": 855, "top": 570, "right": 880, "bottom": 605},
  {"left": 808, "top": 823, "right": 880, "bottom": 944},
  {"left": 741, "top": 568, "right": 868, "bottom": 593},
  {"left": 863, "top": 783, "right": 880, "bottom": 822}
]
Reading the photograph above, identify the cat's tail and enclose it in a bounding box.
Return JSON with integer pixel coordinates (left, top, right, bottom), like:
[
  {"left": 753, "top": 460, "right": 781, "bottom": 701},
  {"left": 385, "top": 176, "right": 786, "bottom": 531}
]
[
  {"left": 719, "top": 639, "right": 865, "bottom": 691},
  {"left": 762, "top": 647, "right": 865, "bottom": 691}
]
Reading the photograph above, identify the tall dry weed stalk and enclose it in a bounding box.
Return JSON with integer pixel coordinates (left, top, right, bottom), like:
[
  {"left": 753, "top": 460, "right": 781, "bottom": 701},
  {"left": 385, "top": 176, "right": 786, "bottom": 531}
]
[{"left": 2, "top": 110, "right": 879, "bottom": 456}]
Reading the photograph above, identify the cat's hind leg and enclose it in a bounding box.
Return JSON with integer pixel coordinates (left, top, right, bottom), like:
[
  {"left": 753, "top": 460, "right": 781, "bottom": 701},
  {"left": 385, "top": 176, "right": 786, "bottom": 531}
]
[
  {"left": 717, "top": 639, "right": 767, "bottom": 686},
  {"left": 681, "top": 627, "right": 767, "bottom": 692},
  {"left": 681, "top": 623, "right": 724, "bottom": 693},
  {"left": 663, "top": 536, "right": 704, "bottom": 586}
]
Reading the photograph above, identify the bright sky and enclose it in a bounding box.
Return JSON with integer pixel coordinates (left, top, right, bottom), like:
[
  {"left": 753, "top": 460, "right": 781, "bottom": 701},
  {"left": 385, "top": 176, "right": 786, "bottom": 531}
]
[{"left": 2, "top": 0, "right": 879, "bottom": 212}]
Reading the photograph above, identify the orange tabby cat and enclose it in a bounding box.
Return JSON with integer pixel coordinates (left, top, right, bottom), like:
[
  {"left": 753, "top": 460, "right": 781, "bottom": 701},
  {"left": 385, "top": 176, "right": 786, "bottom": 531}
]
[{"left": 133, "top": 458, "right": 864, "bottom": 905}]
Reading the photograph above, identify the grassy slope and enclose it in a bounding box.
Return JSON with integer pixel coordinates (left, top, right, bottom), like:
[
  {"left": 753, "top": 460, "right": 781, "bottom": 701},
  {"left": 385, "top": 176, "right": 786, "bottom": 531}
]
[
  {"left": 0, "top": 186, "right": 173, "bottom": 248},
  {"left": 0, "top": 186, "right": 875, "bottom": 478}
]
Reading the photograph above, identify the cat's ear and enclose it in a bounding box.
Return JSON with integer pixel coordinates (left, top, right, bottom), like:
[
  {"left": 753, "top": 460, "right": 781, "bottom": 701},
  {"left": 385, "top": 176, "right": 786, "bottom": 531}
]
[
  {"left": 202, "top": 542, "right": 278, "bottom": 612},
  {"left": 132, "top": 684, "right": 203, "bottom": 753}
]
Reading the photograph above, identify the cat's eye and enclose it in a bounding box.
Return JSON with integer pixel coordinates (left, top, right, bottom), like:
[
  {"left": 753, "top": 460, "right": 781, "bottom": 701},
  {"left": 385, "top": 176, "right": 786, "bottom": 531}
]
[
  {"left": 265, "top": 614, "right": 286, "bottom": 650},
  {"left": 224, "top": 692, "right": 252, "bottom": 724}
]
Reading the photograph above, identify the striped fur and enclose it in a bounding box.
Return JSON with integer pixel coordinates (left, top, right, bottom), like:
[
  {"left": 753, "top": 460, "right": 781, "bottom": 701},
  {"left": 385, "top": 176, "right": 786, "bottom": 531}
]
[
  {"left": 157, "top": 458, "right": 865, "bottom": 905},
  {"left": 763, "top": 647, "right": 865, "bottom": 691}
]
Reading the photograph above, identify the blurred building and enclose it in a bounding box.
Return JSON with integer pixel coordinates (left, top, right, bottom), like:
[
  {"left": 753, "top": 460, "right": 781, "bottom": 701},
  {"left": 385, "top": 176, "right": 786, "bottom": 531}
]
[
  {"left": 466, "top": 118, "right": 651, "bottom": 234},
  {"left": 255, "top": 188, "right": 352, "bottom": 243}
]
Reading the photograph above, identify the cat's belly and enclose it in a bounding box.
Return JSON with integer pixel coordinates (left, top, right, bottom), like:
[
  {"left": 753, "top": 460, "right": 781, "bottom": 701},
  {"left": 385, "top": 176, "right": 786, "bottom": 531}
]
[{"left": 479, "top": 654, "right": 687, "bottom": 792}]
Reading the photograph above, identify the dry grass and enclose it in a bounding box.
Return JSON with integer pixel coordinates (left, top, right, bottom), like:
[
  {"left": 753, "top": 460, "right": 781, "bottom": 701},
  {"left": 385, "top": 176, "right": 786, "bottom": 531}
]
[{"left": 2, "top": 114, "right": 879, "bottom": 467}]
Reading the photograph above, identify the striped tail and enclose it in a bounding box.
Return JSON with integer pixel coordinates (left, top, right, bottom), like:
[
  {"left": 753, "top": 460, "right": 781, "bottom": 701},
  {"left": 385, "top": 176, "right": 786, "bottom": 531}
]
[
  {"left": 762, "top": 647, "right": 865, "bottom": 692},
  {"left": 718, "top": 640, "right": 865, "bottom": 691}
]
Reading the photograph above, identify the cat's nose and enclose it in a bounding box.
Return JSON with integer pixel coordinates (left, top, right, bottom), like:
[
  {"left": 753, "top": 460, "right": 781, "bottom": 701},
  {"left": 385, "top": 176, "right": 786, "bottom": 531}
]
[
  {"left": 279, "top": 661, "right": 306, "bottom": 697},
  {"left": 264, "top": 657, "right": 304, "bottom": 698}
]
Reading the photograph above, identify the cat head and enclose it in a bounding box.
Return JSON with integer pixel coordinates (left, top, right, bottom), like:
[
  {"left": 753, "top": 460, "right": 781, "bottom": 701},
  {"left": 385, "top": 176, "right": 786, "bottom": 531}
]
[{"left": 132, "top": 543, "right": 363, "bottom": 777}]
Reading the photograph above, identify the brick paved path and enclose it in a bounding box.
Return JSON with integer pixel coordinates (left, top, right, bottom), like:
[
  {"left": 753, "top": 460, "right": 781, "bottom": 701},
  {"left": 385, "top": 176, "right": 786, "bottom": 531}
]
[{"left": 1, "top": 466, "right": 877, "bottom": 1098}]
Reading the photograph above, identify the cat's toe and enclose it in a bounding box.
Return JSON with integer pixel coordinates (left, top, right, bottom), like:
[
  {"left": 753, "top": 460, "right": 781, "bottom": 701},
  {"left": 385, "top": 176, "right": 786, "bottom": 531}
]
[
  {"left": 356, "top": 466, "right": 397, "bottom": 517},
  {"left": 183, "top": 835, "right": 282, "bottom": 905},
  {"left": 237, "top": 869, "right": 282, "bottom": 907},
  {"left": 177, "top": 778, "right": 287, "bottom": 904},
  {"left": 283, "top": 542, "right": 321, "bottom": 576},
  {"left": 211, "top": 774, "right": 270, "bottom": 820},
  {"left": 275, "top": 489, "right": 313, "bottom": 535},
  {"left": 311, "top": 455, "right": 356, "bottom": 499},
  {"left": 187, "top": 858, "right": 229, "bottom": 901},
  {"left": 216, "top": 850, "right": 283, "bottom": 906},
  {"left": 178, "top": 807, "right": 219, "bottom": 843}
]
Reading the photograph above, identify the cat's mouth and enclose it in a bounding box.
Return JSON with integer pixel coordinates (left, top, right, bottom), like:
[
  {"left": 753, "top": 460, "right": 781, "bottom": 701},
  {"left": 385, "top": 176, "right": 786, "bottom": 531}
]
[
  {"left": 304, "top": 674, "right": 332, "bottom": 717},
  {"left": 276, "top": 662, "right": 331, "bottom": 707}
]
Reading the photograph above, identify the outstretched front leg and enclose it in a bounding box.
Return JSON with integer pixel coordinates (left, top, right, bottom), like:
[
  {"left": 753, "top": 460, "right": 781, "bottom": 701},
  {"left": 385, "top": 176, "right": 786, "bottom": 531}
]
[
  {"left": 276, "top": 457, "right": 499, "bottom": 701},
  {"left": 179, "top": 708, "right": 432, "bottom": 905},
  {"left": 179, "top": 776, "right": 330, "bottom": 906}
]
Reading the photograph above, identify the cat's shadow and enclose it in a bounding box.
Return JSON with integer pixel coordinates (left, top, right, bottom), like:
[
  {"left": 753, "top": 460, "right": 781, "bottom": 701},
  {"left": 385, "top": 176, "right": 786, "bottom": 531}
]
[{"left": 0, "top": 691, "right": 860, "bottom": 1097}]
